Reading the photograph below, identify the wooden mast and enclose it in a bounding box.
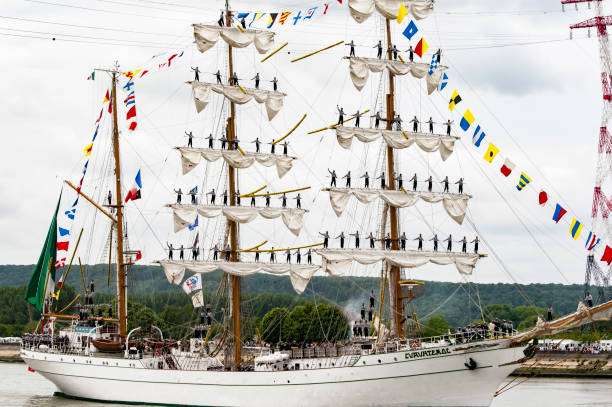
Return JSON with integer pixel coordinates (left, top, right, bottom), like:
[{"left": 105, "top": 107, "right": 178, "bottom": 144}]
[
  {"left": 384, "top": 18, "right": 403, "bottom": 339},
  {"left": 111, "top": 69, "right": 128, "bottom": 338},
  {"left": 224, "top": 1, "right": 241, "bottom": 370}
]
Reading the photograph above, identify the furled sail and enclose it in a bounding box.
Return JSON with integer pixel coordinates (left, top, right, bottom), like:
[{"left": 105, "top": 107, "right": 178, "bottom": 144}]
[
  {"left": 315, "top": 248, "right": 482, "bottom": 276},
  {"left": 159, "top": 260, "right": 319, "bottom": 295},
  {"left": 190, "top": 82, "right": 285, "bottom": 120},
  {"left": 325, "top": 188, "right": 471, "bottom": 224},
  {"left": 170, "top": 204, "right": 308, "bottom": 236},
  {"left": 336, "top": 127, "right": 458, "bottom": 161},
  {"left": 193, "top": 24, "right": 275, "bottom": 54},
  {"left": 347, "top": 57, "right": 447, "bottom": 93},
  {"left": 176, "top": 147, "right": 295, "bottom": 178},
  {"left": 510, "top": 300, "right": 612, "bottom": 346},
  {"left": 349, "top": 0, "right": 434, "bottom": 23}
]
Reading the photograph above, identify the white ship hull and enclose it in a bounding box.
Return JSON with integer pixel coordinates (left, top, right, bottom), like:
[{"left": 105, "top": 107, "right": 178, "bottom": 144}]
[{"left": 22, "top": 340, "right": 527, "bottom": 407}]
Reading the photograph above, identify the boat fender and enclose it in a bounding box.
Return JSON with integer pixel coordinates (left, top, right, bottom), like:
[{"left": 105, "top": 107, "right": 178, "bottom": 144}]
[{"left": 464, "top": 357, "right": 477, "bottom": 370}]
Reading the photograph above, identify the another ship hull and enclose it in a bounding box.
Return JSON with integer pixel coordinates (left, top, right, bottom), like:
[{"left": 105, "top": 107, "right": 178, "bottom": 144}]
[{"left": 22, "top": 341, "right": 526, "bottom": 407}]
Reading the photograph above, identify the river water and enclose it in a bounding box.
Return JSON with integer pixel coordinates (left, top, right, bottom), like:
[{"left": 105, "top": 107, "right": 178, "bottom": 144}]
[{"left": 1, "top": 362, "right": 610, "bottom": 406}]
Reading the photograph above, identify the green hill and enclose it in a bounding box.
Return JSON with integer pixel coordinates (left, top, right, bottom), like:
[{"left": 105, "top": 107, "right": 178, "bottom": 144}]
[{"left": 0, "top": 264, "right": 597, "bottom": 329}]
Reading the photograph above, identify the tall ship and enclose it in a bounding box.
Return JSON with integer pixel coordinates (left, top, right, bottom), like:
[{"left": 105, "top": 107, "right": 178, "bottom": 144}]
[{"left": 20, "top": 1, "right": 612, "bottom": 406}]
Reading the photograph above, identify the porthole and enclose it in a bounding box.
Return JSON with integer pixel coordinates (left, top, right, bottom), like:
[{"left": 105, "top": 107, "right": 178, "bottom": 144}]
[
  {"left": 394, "top": 357, "right": 397, "bottom": 361},
  {"left": 378, "top": 359, "right": 381, "bottom": 364},
  {"left": 362, "top": 361, "right": 366, "bottom": 365}
]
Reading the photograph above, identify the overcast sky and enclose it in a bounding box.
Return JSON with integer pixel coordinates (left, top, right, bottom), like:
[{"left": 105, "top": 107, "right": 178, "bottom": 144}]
[{"left": 1, "top": 0, "right": 611, "bottom": 288}]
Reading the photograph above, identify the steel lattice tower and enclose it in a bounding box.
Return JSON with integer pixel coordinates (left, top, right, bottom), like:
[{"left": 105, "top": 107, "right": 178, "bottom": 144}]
[{"left": 563, "top": 0, "right": 612, "bottom": 303}]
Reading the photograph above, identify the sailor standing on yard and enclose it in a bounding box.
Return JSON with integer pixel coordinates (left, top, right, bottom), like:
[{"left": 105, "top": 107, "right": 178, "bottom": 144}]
[
  {"left": 270, "top": 139, "right": 276, "bottom": 154},
  {"left": 343, "top": 170, "right": 351, "bottom": 188},
  {"left": 320, "top": 231, "right": 330, "bottom": 248},
  {"left": 471, "top": 236, "right": 480, "bottom": 253},
  {"left": 347, "top": 40, "right": 356, "bottom": 57},
  {"left": 191, "top": 66, "right": 200, "bottom": 81},
  {"left": 294, "top": 249, "right": 301, "bottom": 264},
  {"left": 329, "top": 169, "right": 337, "bottom": 187},
  {"left": 446, "top": 119, "right": 452, "bottom": 136},
  {"left": 441, "top": 176, "right": 449, "bottom": 193},
  {"left": 456, "top": 178, "right": 464, "bottom": 194},
  {"left": 215, "top": 69, "right": 222, "bottom": 84},
  {"left": 294, "top": 193, "right": 302, "bottom": 209},
  {"left": 430, "top": 234, "right": 439, "bottom": 251},
  {"left": 374, "top": 40, "right": 383, "bottom": 59},
  {"left": 361, "top": 303, "right": 366, "bottom": 320},
  {"left": 406, "top": 45, "right": 414, "bottom": 62},
  {"left": 410, "top": 173, "right": 418, "bottom": 191},
  {"left": 207, "top": 188, "right": 216, "bottom": 205},
  {"left": 306, "top": 248, "right": 312, "bottom": 264},
  {"left": 212, "top": 244, "right": 219, "bottom": 261},
  {"left": 250, "top": 194, "right": 256, "bottom": 207},
  {"left": 265, "top": 192, "right": 271, "bottom": 207},
  {"left": 427, "top": 176, "right": 433, "bottom": 192},
  {"left": 179, "top": 244, "right": 185, "bottom": 261},
  {"left": 223, "top": 190, "right": 228, "bottom": 206},
  {"left": 400, "top": 232, "right": 407, "bottom": 250},
  {"left": 190, "top": 188, "right": 197, "bottom": 204},
  {"left": 460, "top": 236, "right": 467, "bottom": 253},
  {"left": 350, "top": 230, "right": 360, "bottom": 248},
  {"left": 372, "top": 111, "right": 382, "bottom": 129},
  {"left": 252, "top": 72, "right": 260, "bottom": 89},
  {"left": 174, "top": 188, "right": 183, "bottom": 204},
  {"left": 369, "top": 232, "right": 375, "bottom": 248},
  {"left": 271, "top": 77, "right": 278, "bottom": 92},
  {"left": 444, "top": 234, "right": 453, "bottom": 252},
  {"left": 207, "top": 133, "right": 214, "bottom": 149},
  {"left": 337, "top": 105, "right": 345, "bottom": 125},
  {"left": 427, "top": 117, "right": 434, "bottom": 133},
  {"left": 395, "top": 173, "right": 403, "bottom": 190},
  {"left": 361, "top": 171, "right": 370, "bottom": 188},
  {"left": 280, "top": 193, "right": 287, "bottom": 208},
  {"left": 269, "top": 247, "right": 276, "bottom": 263},
  {"left": 281, "top": 141, "right": 289, "bottom": 155},
  {"left": 354, "top": 110, "right": 362, "bottom": 127},
  {"left": 410, "top": 115, "right": 419, "bottom": 132},
  {"left": 385, "top": 233, "right": 391, "bottom": 249},
  {"left": 186, "top": 131, "right": 194, "bottom": 147},
  {"left": 252, "top": 137, "right": 261, "bottom": 153},
  {"left": 377, "top": 171, "right": 386, "bottom": 189},
  {"left": 336, "top": 232, "right": 346, "bottom": 249},
  {"left": 285, "top": 249, "right": 292, "bottom": 263},
  {"left": 167, "top": 243, "right": 174, "bottom": 260}
]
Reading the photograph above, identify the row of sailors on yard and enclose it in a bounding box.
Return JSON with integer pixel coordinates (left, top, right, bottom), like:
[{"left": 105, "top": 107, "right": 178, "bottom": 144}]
[
  {"left": 328, "top": 169, "right": 465, "bottom": 194},
  {"left": 184, "top": 131, "right": 290, "bottom": 155},
  {"left": 190, "top": 65, "right": 279, "bottom": 92},
  {"left": 318, "top": 231, "right": 480, "bottom": 253},
  {"left": 337, "top": 106, "right": 453, "bottom": 136},
  {"left": 346, "top": 39, "right": 442, "bottom": 64},
  {"left": 167, "top": 243, "right": 314, "bottom": 264},
  {"left": 173, "top": 188, "right": 302, "bottom": 208}
]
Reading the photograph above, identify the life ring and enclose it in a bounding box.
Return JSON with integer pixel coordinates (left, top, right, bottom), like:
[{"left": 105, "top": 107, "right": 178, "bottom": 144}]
[{"left": 410, "top": 339, "right": 420, "bottom": 349}]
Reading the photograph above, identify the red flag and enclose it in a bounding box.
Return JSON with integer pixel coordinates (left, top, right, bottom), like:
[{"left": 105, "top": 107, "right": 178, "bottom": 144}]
[
  {"left": 95, "top": 108, "right": 103, "bottom": 123},
  {"left": 167, "top": 54, "right": 178, "bottom": 66},
  {"left": 129, "top": 122, "right": 137, "bottom": 131},
  {"left": 601, "top": 245, "right": 612, "bottom": 265},
  {"left": 136, "top": 251, "right": 142, "bottom": 260},
  {"left": 103, "top": 90, "right": 110, "bottom": 104},
  {"left": 56, "top": 241, "right": 69, "bottom": 251},
  {"left": 539, "top": 191, "right": 548, "bottom": 206},
  {"left": 126, "top": 105, "right": 137, "bottom": 120},
  {"left": 108, "top": 102, "right": 112, "bottom": 114},
  {"left": 279, "top": 12, "right": 291, "bottom": 24},
  {"left": 28, "top": 366, "right": 35, "bottom": 373},
  {"left": 324, "top": 3, "right": 329, "bottom": 14},
  {"left": 140, "top": 70, "right": 149, "bottom": 78}
]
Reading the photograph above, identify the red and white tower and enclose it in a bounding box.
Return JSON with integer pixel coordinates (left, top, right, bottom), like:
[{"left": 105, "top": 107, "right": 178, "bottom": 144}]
[{"left": 563, "top": 0, "right": 612, "bottom": 302}]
